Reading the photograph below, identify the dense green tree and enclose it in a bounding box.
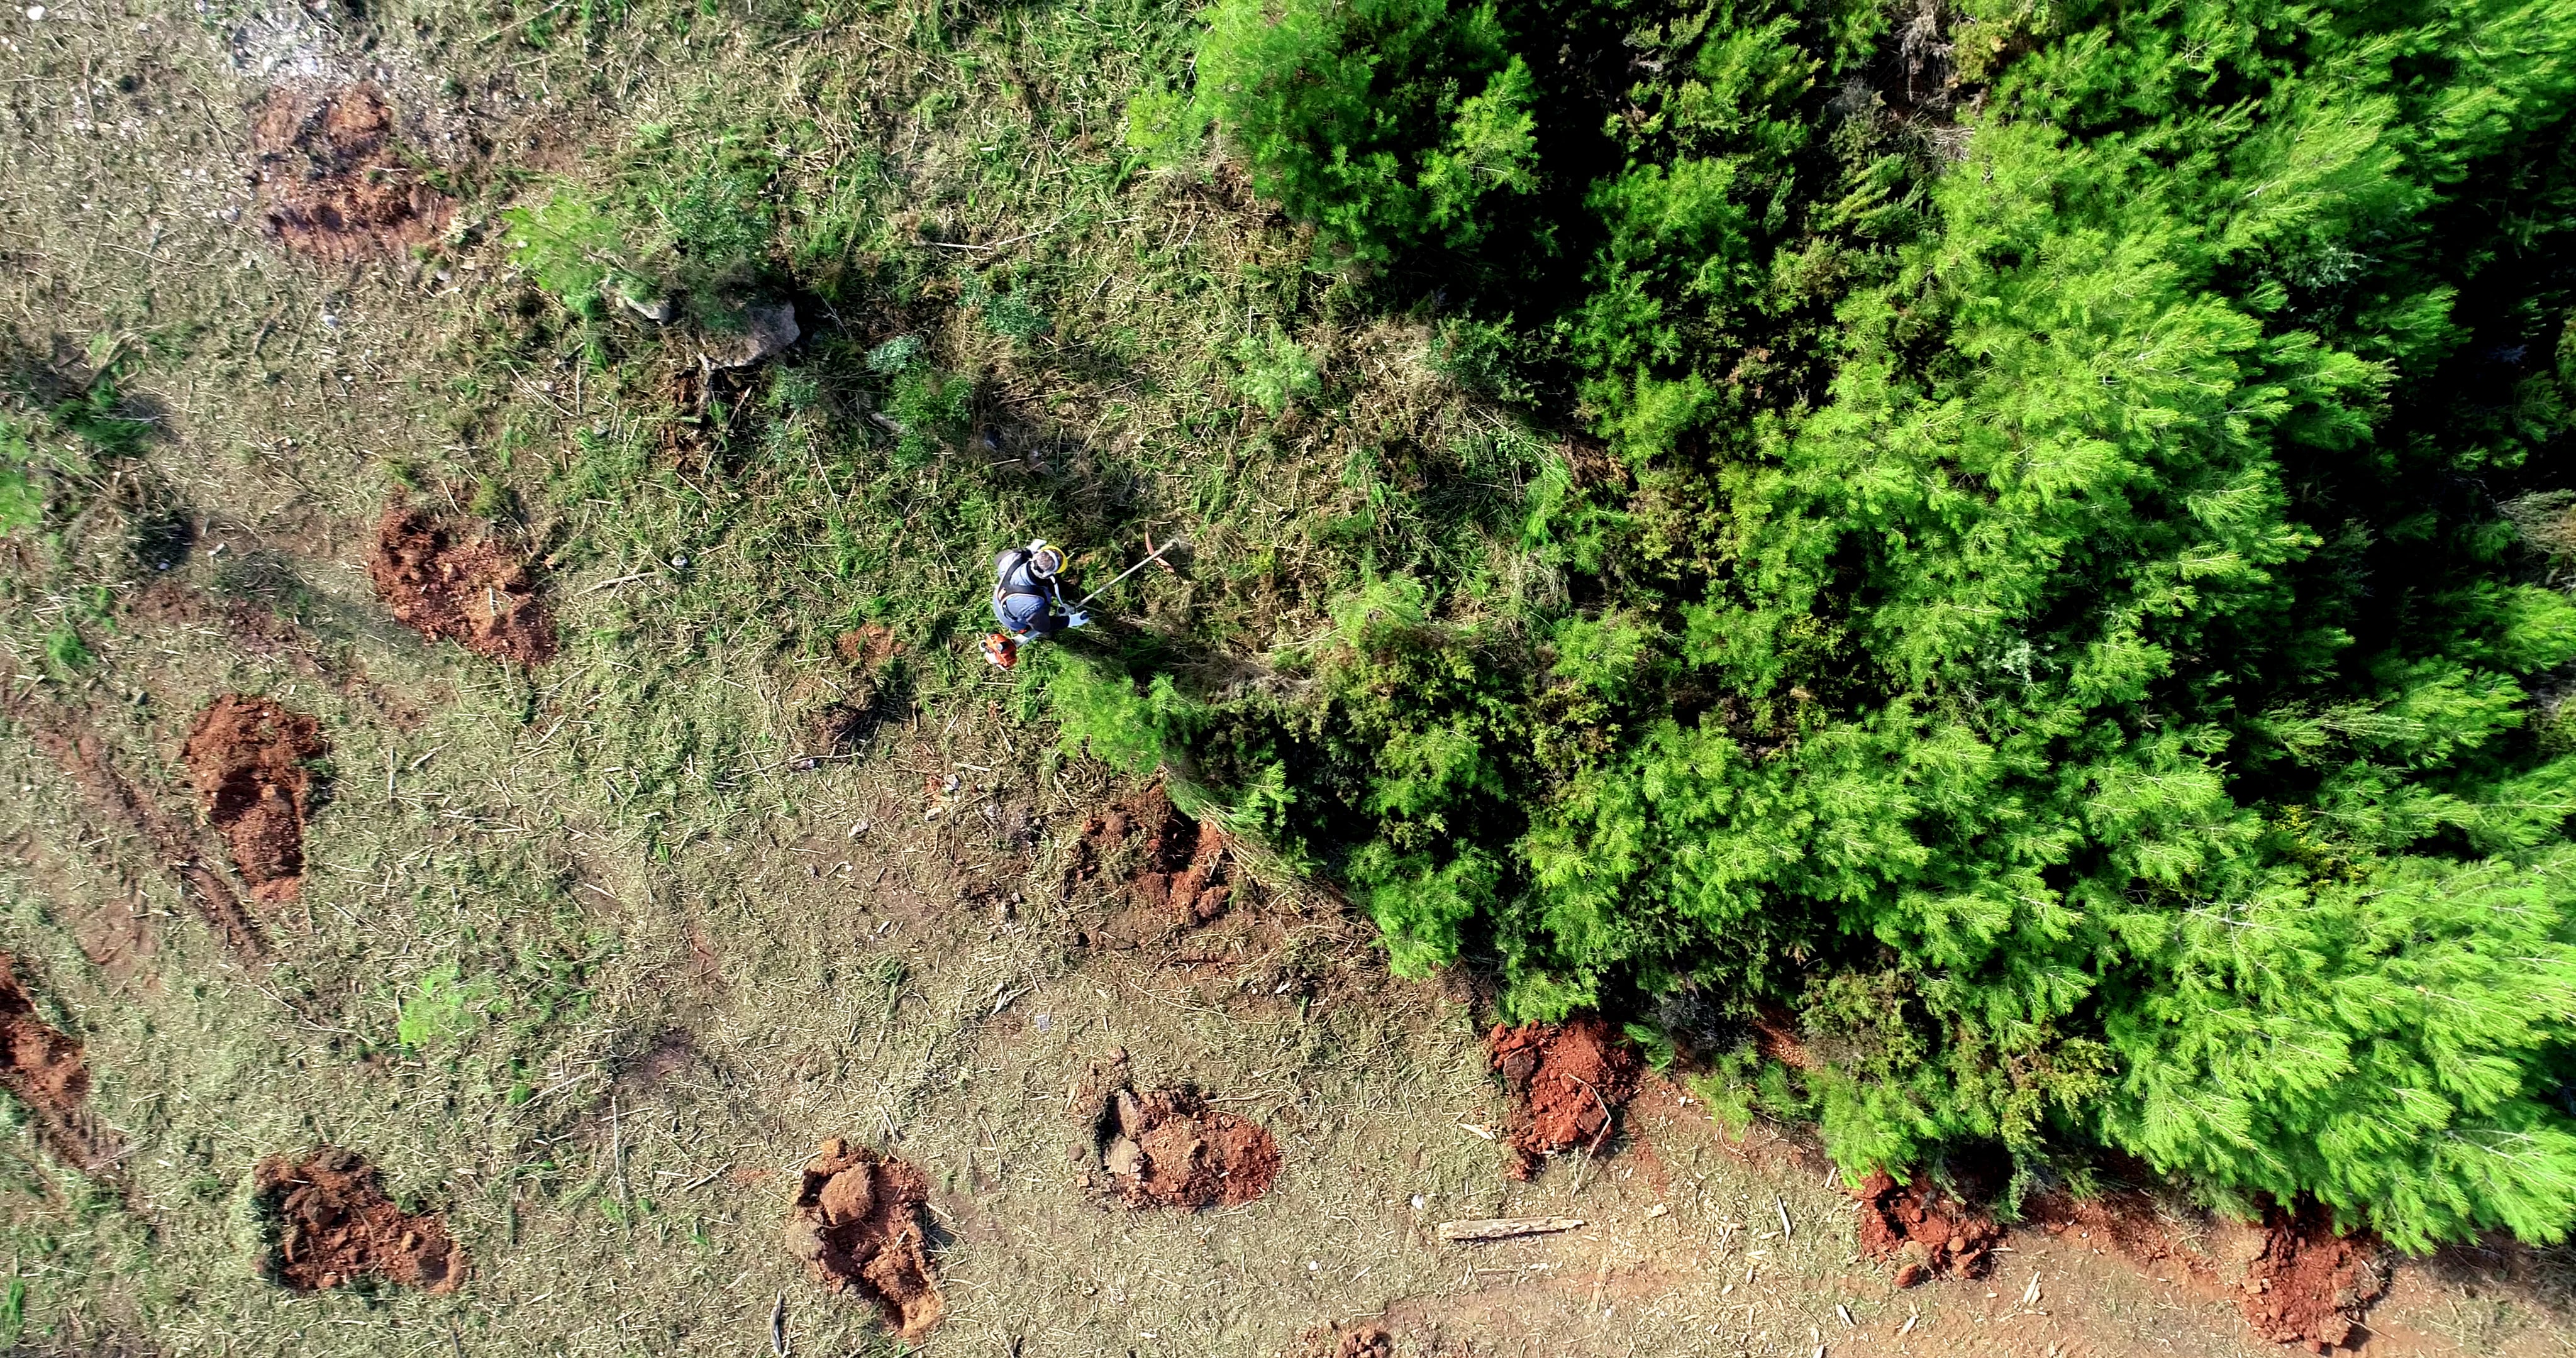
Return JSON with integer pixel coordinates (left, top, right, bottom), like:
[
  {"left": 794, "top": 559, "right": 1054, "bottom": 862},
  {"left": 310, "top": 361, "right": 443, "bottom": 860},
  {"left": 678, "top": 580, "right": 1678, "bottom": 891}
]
[{"left": 1087, "top": 0, "right": 2576, "bottom": 1249}]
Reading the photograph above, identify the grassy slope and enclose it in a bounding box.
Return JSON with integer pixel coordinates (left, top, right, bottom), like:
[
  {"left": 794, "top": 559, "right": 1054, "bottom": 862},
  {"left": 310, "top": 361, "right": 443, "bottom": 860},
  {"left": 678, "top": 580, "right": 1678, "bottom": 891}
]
[
  {"left": 1, "top": 0, "right": 2573, "bottom": 1354},
  {"left": 0, "top": 0, "right": 1657, "bottom": 1353}
]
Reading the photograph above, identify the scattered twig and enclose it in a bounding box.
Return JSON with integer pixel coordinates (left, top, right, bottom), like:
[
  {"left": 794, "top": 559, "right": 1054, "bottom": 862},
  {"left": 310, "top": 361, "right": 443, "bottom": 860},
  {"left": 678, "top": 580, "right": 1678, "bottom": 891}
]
[
  {"left": 768, "top": 1290, "right": 788, "bottom": 1357},
  {"left": 1436, "top": 1217, "right": 1585, "bottom": 1243}
]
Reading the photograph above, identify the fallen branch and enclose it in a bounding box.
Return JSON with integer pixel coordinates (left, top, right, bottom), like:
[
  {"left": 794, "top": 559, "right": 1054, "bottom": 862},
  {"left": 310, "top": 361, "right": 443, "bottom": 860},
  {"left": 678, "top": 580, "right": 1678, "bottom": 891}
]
[{"left": 1436, "top": 1216, "right": 1585, "bottom": 1244}]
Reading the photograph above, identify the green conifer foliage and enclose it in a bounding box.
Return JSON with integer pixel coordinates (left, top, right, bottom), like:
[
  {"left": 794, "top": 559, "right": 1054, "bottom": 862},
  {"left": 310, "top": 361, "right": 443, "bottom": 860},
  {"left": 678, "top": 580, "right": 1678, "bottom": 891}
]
[{"left": 1102, "top": 0, "right": 2576, "bottom": 1247}]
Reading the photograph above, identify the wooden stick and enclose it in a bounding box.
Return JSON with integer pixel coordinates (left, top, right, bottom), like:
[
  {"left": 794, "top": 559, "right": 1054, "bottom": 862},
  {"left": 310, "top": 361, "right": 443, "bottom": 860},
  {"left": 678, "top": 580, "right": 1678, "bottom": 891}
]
[{"left": 1436, "top": 1217, "right": 1585, "bottom": 1243}]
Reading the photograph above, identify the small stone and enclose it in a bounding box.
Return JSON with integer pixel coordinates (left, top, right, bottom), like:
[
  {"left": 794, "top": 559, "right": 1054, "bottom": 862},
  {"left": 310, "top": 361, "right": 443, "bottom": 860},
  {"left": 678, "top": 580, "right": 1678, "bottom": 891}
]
[
  {"left": 613, "top": 280, "right": 675, "bottom": 324},
  {"left": 1113, "top": 1090, "right": 1147, "bottom": 1140},
  {"left": 701, "top": 300, "right": 799, "bottom": 368}
]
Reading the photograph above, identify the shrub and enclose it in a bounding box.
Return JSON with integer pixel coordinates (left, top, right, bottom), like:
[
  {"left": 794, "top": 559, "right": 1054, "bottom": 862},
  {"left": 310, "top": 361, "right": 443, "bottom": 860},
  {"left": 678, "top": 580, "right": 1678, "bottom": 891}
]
[
  {"left": 1044, "top": 651, "right": 1208, "bottom": 776},
  {"left": 1232, "top": 328, "right": 1322, "bottom": 414},
  {"left": 1191, "top": 0, "right": 1538, "bottom": 260},
  {"left": 1134, "top": 0, "right": 2576, "bottom": 1252}
]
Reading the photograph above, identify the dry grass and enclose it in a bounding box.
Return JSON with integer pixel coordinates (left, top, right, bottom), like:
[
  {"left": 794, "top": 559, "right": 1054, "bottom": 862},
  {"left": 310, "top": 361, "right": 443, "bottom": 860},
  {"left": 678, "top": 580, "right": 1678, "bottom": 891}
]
[{"left": 1, "top": 0, "right": 2572, "bottom": 1355}]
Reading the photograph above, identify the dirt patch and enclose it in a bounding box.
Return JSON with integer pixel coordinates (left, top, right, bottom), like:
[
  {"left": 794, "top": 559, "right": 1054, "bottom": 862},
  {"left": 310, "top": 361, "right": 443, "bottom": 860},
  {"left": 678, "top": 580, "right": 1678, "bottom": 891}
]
[
  {"left": 367, "top": 504, "right": 557, "bottom": 665},
  {"left": 250, "top": 83, "right": 452, "bottom": 260},
  {"left": 835, "top": 624, "right": 902, "bottom": 672},
  {"left": 2239, "top": 1200, "right": 2385, "bottom": 1352},
  {"left": 132, "top": 581, "right": 428, "bottom": 729},
  {"left": 791, "top": 624, "right": 905, "bottom": 766},
  {"left": 1066, "top": 786, "right": 1234, "bottom": 948},
  {"left": 253, "top": 1147, "right": 467, "bottom": 1293},
  {"left": 1285, "top": 1322, "right": 1395, "bottom": 1358},
  {"left": 800, "top": 697, "right": 880, "bottom": 763},
  {"left": 179, "top": 695, "right": 326, "bottom": 905},
  {"left": 784, "top": 1138, "right": 943, "bottom": 1339},
  {"left": 16, "top": 838, "right": 156, "bottom": 987},
  {"left": 1077, "top": 1050, "right": 1282, "bottom": 1209},
  {"left": 3, "top": 690, "right": 266, "bottom": 958},
  {"left": 2028, "top": 1185, "right": 2209, "bottom": 1274},
  {"left": 1486, "top": 1017, "right": 1641, "bottom": 1178},
  {"left": 1137, "top": 796, "right": 1230, "bottom": 924},
  {"left": 0, "top": 956, "right": 120, "bottom": 1176},
  {"left": 1856, "top": 1168, "right": 2002, "bottom": 1288}
]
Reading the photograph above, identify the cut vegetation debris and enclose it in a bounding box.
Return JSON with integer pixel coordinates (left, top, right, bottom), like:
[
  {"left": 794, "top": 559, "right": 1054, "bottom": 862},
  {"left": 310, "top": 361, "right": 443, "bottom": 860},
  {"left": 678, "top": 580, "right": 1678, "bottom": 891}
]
[{"left": 1433, "top": 1216, "right": 1584, "bottom": 1243}]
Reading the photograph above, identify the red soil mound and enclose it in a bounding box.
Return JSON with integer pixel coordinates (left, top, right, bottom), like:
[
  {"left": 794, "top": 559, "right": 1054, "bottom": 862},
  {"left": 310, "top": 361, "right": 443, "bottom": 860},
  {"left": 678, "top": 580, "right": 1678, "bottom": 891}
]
[
  {"left": 0, "top": 956, "right": 119, "bottom": 1176},
  {"left": 1487, "top": 1017, "right": 1641, "bottom": 1178},
  {"left": 2239, "top": 1200, "right": 2385, "bottom": 1352},
  {"left": 368, "top": 505, "right": 557, "bottom": 665},
  {"left": 785, "top": 1139, "right": 944, "bottom": 1338},
  {"left": 4, "top": 689, "right": 267, "bottom": 957},
  {"left": 1136, "top": 795, "right": 1230, "bottom": 924},
  {"left": 180, "top": 695, "right": 325, "bottom": 905},
  {"left": 250, "top": 84, "right": 452, "bottom": 261},
  {"left": 1855, "top": 1168, "right": 2002, "bottom": 1288},
  {"left": 1071, "top": 787, "right": 1232, "bottom": 924},
  {"left": 1334, "top": 1324, "right": 1394, "bottom": 1358},
  {"left": 253, "top": 1147, "right": 467, "bottom": 1293},
  {"left": 1096, "top": 1084, "right": 1282, "bottom": 1209}
]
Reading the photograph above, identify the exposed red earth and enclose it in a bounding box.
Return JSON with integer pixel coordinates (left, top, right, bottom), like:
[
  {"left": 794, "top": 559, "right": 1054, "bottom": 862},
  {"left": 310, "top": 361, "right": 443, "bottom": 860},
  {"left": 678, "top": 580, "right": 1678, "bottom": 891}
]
[
  {"left": 1099, "top": 1084, "right": 1282, "bottom": 1208},
  {"left": 179, "top": 694, "right": 325, "bottom": 904},
  {"left": 2238, "top": 1200, "right": 2388, "bottom": 1353},
  {"left": 1486, "top": 1017, "right": 1641, "bottom": 1178},
  {"left": 369, "top": 504, "right": 558, "bottom": 664},
  {"left": 0, "top": 955, "right": 120, "bottom": 1176},
  {"left": 249, "top": 84, "right": 453, "bottom": 260},
  {"left": 1855, "top": 1168, "right": 2004, "bottom": 1288},
  {"left": 786, "top": 1138, "right": 945, "bottom": 1338},
  {"left": 253, "top": 1147, "right": 468, "bottom": 1293}
]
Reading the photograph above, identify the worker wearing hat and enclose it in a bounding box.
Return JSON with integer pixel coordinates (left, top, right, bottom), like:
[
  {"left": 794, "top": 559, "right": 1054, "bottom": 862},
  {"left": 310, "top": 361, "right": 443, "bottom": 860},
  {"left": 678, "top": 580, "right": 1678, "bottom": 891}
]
[{"left": 983, "top": 539, "right": 1087, "bottom": 667}]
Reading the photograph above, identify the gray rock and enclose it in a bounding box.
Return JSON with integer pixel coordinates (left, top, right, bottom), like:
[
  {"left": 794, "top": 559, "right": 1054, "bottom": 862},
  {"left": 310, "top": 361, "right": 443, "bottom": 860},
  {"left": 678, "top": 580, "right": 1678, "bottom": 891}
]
[
  {"left": 702, "top": 301, "right": 800, "bottom": 369},
  {"left": 1113, "top": 1089, "right": 1146, "bottom": 1140},
  {"left": 607, "top": 277, "right": 675, "bottom": 324}
]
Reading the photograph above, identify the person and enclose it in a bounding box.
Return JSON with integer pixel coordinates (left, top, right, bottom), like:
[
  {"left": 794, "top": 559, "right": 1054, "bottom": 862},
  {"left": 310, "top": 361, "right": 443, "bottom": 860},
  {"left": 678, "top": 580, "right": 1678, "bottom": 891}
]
[{"left": 982, "top": 540, "right": 1087, "bottom": 667}]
